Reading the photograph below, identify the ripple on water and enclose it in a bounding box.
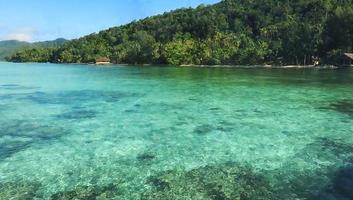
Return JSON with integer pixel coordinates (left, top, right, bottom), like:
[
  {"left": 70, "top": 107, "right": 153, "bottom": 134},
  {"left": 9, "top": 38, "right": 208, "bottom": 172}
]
[
  {"left": 24, "top": 90, "right": 141, "bottom": 105},
  {"left": 0, "top": 84, "right": 39, "bottom": 90}
]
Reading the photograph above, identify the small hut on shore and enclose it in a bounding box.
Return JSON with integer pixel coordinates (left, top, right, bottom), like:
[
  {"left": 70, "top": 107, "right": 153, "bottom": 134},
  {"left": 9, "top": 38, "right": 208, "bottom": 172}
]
[
  {"left": 344, "top": 53, "right": 353, "bottom": 66},
  {"left": 95, "top": 57, "right": 111, "bottom": 65},
  {"left": 344, "top": 53, "right": 353, "bottom": 60}
]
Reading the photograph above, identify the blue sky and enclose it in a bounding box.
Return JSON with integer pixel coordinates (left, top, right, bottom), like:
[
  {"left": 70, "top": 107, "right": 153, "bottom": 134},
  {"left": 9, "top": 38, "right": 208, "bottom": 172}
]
[{"left": 0, "top": 0, "right": 219, "bottom": 42}]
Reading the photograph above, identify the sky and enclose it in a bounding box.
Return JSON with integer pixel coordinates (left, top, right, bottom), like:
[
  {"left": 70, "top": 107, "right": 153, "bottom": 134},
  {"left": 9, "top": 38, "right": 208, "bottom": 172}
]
[{"left": 0, "top": 0, "right": 220, "bottom": 42}]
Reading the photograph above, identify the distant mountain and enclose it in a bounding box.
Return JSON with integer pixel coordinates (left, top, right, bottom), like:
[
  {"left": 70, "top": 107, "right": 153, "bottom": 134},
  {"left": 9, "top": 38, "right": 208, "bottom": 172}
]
[
  {"left": 6, "top": 0, "right": 353, "bottom": 65},
  {"left": 0, "top": 40, "right": 31, "bottom": 60},
  {"left": 0, "top": 38, "right": 67, "bottom": 60}
]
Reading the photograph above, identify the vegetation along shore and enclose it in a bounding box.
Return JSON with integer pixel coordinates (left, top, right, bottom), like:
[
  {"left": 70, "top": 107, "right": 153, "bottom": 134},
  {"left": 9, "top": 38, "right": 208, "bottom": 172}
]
[{"left": 5, "top": 0, "right": 353, "bottom": 67}]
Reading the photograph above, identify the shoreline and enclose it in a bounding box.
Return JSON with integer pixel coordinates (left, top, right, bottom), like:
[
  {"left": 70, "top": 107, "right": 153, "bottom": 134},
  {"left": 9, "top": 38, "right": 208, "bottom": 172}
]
[
  {"left": 179, "top": 64, "right": 342, "bottom": 69},
  {"left": 2, "top": 61, "right": 351, "bottom": 69}
]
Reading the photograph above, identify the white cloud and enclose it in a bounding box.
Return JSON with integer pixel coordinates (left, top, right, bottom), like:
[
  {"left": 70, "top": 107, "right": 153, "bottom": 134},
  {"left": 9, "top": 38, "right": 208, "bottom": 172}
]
[
  {"left": 5, "top": 33, "right": 32, "bottom": 41},
  {"left": 3, "top": 28, "right": 36, "bottom": 42}
]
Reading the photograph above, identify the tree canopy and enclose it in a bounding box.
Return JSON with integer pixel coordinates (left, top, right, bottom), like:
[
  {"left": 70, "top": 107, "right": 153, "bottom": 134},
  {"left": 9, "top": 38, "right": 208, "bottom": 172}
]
[{"left": 7, "top": 0, "right": 353, "bottom": 66}]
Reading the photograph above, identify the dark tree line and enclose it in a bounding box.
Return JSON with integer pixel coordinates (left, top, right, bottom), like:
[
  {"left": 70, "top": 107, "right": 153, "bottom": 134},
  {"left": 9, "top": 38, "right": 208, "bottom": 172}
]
[{"left": 7, "top": 0, "right": 353, "bottom": 66}]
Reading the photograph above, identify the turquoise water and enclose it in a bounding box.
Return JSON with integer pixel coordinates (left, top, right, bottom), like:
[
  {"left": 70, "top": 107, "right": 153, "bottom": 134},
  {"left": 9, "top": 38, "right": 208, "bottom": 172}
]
[{"left": 0, "top": 62, "right": 353, "bottom": 199}]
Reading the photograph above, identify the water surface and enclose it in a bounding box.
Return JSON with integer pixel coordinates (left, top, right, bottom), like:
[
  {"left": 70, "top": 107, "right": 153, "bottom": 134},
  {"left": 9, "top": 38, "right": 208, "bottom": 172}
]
[{"left": 0, "top": 62, "right": 353, "bottom": 199}]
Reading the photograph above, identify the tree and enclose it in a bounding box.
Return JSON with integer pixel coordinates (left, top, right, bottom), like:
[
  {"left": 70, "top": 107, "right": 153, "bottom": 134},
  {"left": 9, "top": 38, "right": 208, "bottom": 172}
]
[
  {"left": 321, "top": 5, "right": 353, "bottom": 64},
  {"left": 164, "top": 36, "right": 198, "bottom": 65},
  {"left": 7, "top": 0, "right": 353, "bottom": 66}
]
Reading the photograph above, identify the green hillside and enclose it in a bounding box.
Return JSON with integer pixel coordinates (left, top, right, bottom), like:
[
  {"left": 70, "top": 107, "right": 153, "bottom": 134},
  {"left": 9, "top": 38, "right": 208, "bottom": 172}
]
[
  {"left": 0, "top": 38, "right": 67, "bottom": 61},
  {"left": 0, "top": 40, "right": 31, "bottom": 60},
  {"left": 7, "top": 0, "right": 353, "bottom": 65}
]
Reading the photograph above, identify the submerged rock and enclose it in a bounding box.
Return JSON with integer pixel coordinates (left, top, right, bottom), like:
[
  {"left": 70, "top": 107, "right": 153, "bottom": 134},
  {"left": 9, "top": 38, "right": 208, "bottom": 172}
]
[
  {"left": 305, "top": 161, "right": 353, "bottom": 200},
  {"left": 319, "top": 138, "right": 353, "bottom": 156},
  {"left": 0, "top": 182, "right": 40, "bottom": 199},
  {"left": 24, "top": 90, "right": 138, "bottom": 105},
  {"left": 51, "top": 184, "right": 122, "bottom": 200},
  {"left": 275, "top": 137, "right": 353, "bottom": 199},
  {"left": 323, "top": 100, "right": 353, "bottom": 118},
  {"left": 333, "top": 164, "right": 353, "bottom": 199},
  {"left": 142, "top": 163, "right": 277, "bottom": 200},
  {"left": 1, "top": 84, "right": 20, "bottom": 87},
  {"left": 1, "top": 120, "right": 66, "bottom": 140},
  {"left": 193, "top": 124, "right": 215, "bottom": 135},
  {"left": 0, "top": 84, "right": 39, "bottom": 90},
  {"left": 137, "top": 153, "right": 156, "bottom": 162},
  {"left": 0, "top": 140, "right": 31, "bottom": 160},
  {"left": 305, "top": 137, "right": 353, "bottom": 161},
  {"left": 55, "top": 109, "right": 97, "bottom": 120},
  {"left": 0, "top": 120, "right": 67, "bottom": 159}
]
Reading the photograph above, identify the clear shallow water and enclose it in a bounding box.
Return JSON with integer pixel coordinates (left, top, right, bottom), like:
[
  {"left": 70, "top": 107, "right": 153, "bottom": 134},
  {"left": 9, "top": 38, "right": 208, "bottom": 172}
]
[{"left": 0, "top": 62, "right": 353, "bottom": 199}]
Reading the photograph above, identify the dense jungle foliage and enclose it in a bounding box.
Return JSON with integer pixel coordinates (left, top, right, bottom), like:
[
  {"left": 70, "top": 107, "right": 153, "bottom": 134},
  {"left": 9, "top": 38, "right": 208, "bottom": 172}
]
[{"left": 7, "top": 0, "right": 353, "bottom": 65}]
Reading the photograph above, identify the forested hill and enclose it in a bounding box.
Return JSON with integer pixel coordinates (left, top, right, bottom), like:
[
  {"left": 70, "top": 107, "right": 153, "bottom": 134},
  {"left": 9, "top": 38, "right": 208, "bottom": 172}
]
[
  {"left": 0, "top": 38, "right": 67, "bottom": 60},
  {"left": 7, "top": 0, "right": 353, "bottom": 66}
]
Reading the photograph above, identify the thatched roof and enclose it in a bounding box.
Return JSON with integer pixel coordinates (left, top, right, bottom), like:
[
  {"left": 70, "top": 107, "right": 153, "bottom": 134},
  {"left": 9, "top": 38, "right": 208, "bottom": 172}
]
[
  {"left": 95, "top": 57, "right": 110, "bottom": 62},
  {"left": 344, "top": 53, "right": 353, "bottom": 60}
]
